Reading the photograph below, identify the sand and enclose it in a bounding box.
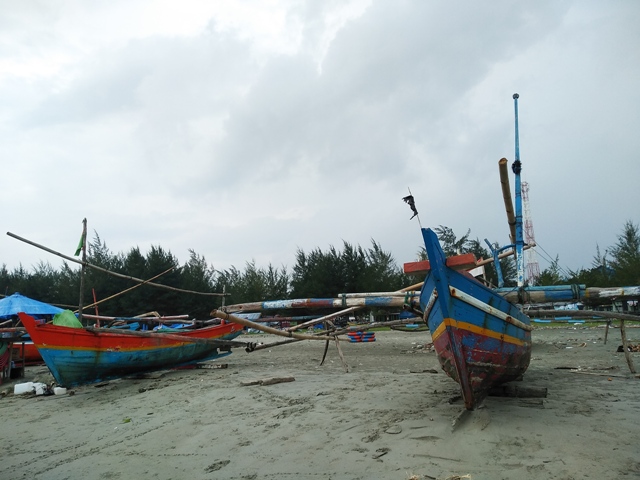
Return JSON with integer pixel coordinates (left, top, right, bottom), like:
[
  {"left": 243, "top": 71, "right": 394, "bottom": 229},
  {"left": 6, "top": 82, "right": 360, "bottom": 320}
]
[{"left": 1, "top": 325, "right": 639, "bottom": 480}]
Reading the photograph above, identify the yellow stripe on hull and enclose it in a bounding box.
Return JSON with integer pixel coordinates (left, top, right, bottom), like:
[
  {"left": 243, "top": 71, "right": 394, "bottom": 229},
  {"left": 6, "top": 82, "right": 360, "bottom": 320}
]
[{"left": 432, "top": 318, "right": 528, "bottom": 347}]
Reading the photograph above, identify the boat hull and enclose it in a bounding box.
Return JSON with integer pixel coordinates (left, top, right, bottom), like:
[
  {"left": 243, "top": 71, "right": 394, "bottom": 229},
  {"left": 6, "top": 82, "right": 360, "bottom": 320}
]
[
  {"left": 19, "top": 313, "right": 244, "bottom": 387},
  {"left": 11, "top": 341, "right": 43, "bottom": 365},
  {"left": 419, "top": 228, "right": 532, "bottom": 410}
]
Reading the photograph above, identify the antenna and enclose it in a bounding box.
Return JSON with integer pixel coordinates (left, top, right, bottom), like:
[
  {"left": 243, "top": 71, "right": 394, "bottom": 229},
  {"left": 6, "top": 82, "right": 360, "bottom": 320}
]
[{"left": 522, "top": 181, "right": 541, "bottom": 284}]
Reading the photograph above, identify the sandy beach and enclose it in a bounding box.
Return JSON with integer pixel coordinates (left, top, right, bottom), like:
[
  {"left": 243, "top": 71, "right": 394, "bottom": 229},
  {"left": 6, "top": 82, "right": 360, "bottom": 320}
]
[{"left": 1, "top": 325, "right": 639, "bottom": 480}]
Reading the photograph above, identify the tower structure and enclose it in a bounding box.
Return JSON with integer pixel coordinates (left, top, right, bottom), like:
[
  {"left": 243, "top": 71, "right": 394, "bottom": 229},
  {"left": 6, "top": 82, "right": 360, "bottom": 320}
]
[{"left": 521, "top": 181, "right": 540, "bottom": 284}]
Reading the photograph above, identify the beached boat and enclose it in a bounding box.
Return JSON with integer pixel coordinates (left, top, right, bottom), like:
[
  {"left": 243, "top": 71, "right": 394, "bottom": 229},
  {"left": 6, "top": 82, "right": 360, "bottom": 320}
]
[
  {"left": 18, "top": 312, "right": 246, "bottom": 387},
  {"left": 415, "top": 94, "right": 533, "bottom": 410},
  {"left": 419, "top": 228, "right": 532, "bottom": 410}
]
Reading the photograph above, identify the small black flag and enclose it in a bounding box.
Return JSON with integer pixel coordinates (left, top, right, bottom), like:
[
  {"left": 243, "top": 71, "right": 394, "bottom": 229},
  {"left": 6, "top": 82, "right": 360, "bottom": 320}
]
[{"left": 402, "top": 194, "right": 418, "bottom": 220}]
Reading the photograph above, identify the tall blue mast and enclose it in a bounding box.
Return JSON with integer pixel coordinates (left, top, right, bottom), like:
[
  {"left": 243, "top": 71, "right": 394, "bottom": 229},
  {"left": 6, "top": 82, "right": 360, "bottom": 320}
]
[{"left": 512, "top": 93, "right": 525, "bottom": 287}]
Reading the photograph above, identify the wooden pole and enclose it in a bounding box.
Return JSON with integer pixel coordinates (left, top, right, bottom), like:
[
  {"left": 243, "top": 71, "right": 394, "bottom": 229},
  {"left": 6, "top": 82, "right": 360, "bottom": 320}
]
[
  {"left": 6, "top": 231, "right": 225, "bottom": 297},
  {"left": 250, "top": 317, "right": 420, "bottom": 352},
  {"left": 76, "top": 267, "right": 175, "bottom": 314},
  {"left": 210, "top": 309, "right": 344, "bottom": 342},
  {"left": 84, "top": 326, "right": 249, "bottom": 348},
  {"left": 288, "top": 306, "right": 361, "bottom": 332},
  {"left": 499, "top": 157, "right": 517, "bottom": 244},
  {"left": 619, "top": 320, "right": 636, "bottom": 374},
  {"left": 91, "top": 288, "right": 99, "bottom": 325},
  {"left": 531, "top": 309, "right": 639, "bottom": 374},
  {"left": 529, "top": 309, "right": 640, "bottom": 323},
  {"left": 334, "top": 333, "right": 349, "bottom": 373},
  {"left": 78, "top": 218, "right": 87, "bottom": 324}
]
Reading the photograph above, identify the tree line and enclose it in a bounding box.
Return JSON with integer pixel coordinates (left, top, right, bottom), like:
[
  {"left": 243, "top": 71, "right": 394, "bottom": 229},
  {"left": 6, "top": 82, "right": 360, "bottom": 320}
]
[{"left": 1, "top": 221, "right": 638, "bottom": 319}]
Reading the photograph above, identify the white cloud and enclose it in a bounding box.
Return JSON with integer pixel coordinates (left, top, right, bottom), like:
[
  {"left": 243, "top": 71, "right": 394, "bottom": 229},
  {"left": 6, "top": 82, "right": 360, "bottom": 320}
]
[{"left": 1, "top": 0, "right": 639, "bottom": 286}]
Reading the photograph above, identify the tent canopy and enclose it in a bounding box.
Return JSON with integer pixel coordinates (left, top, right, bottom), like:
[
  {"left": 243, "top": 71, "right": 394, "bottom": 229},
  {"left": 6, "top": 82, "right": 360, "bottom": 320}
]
[{"left": 0, "top": 293, "right": 64, "bottom": 319}]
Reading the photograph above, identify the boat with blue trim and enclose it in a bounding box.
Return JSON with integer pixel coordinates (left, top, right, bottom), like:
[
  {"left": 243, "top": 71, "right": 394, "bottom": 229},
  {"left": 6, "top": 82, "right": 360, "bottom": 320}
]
[
  {"left": 418, "top": 227, "right": 532, "bottom": 409},
  {"left": 18, "top": 312, "right": 246, "bottom": 387}
]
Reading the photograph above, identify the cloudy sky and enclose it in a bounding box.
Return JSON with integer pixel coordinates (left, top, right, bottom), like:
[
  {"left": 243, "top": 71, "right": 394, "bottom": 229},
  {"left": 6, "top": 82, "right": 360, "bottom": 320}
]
[{"left": 1, "top": 1, "right": 639, "bottom": 281}]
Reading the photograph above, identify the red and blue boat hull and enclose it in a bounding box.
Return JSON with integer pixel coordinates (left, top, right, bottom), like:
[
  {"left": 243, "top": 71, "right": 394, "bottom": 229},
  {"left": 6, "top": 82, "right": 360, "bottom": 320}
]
[
  {"left": 419, "top": 228, "right": 532, "bottom": 410},
  {"left": 19, "top": 313, "right": 244, "bottom": 387}
]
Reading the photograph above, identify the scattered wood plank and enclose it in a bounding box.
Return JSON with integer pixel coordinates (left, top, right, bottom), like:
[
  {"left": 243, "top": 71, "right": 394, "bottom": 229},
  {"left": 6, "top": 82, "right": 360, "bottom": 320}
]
[
  {"left": 241, "top": 377, "right": 295, "bottom": 387},
  {"left": 403, "top": 253, "right": 477, "bottom": 276}
]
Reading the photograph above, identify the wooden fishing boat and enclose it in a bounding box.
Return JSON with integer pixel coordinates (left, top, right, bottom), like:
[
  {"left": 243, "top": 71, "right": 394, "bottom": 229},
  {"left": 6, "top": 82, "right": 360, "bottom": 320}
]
[
  {"left": 415, "top": 94, "right": 533, "bottom": 410},
  {"left": 18, "top": 312, "right": 245, "bottom": 387},
  {"left": 419, "top": 228, "right": 532, "bottom": 410}
]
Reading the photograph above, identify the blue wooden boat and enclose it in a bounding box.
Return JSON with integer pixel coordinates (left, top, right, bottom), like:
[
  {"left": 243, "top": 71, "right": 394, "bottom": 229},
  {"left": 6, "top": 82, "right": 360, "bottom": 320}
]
[
  {"left": 419, "top": 227, "right": 532, "bottom": 410},
  {"left": 417, "top": 94, "right": 533, "bottom": 409},
  {"left": 18, "top": 312, "right": 245, "bottom": 387}
]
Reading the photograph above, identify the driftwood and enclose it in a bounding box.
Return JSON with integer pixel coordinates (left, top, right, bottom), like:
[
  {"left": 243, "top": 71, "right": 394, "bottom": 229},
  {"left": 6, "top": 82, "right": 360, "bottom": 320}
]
[{"left": 241, "top": 377, "right": 295, "bottom": 386}]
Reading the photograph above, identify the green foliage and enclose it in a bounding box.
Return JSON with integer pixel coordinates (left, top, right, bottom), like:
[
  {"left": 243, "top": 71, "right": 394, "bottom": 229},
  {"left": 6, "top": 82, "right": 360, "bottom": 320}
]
[
  {"left": 609, "top": 221, "right": 640, "bottom": 285},
  {"left": 214, "top": 261, "right": 289, "bottom": 308},
  {"left": 540, "top": 220, "right": 640, "bottom": 287},
  {"left": 564, "top": 245, "right": 615, "bottom": 287},
  {"left": 290, "top": 240, "right": 407, "bottom": 299},
  {"left": 2, "top": 221, "right": 639, "bottom": 319},
  {"left": 538, "top": 256, "right": 564, "bottom": 285}
]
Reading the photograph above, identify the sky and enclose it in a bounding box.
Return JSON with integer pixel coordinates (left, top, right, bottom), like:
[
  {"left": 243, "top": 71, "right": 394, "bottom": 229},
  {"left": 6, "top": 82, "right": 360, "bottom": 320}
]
[{"left": 1, "top": 1, "right": 639, "bottom": 281}]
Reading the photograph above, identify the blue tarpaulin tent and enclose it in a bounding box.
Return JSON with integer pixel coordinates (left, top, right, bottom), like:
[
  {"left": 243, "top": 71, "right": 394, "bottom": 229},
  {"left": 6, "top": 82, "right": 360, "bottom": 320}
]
[{"left": 0, "top": 293, "right": 64, "bottom": 319}]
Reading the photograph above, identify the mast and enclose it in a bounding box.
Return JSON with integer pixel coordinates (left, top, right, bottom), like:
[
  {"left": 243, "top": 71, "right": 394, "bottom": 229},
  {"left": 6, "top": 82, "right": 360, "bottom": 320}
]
[
  {"left": 78, "top": 218, "right": 87, "bottom": 324},
  {"left": 512, "top": 93, "right": 525, "bottom": 287}
]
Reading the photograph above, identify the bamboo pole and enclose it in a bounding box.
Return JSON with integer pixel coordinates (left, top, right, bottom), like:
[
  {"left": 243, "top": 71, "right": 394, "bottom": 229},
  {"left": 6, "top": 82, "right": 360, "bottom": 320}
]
[
  {"left": 6, "top": 231, "right": 225, "bottom": 297},
  {"left": 334, "top": 332, "right": 349, "bottom": 373},
  {"left": 78, "top": 218, "right": 87, "bottom": 324},
  {"left": 529, "top": 309, "right": 640, "bottom": 323},
  {"left": 619, "top": 320, "right": 636, "bottom": 374},
  {"left": 210, "top": 309, "right": 344, "bottom": 341},
  {"left": 84, "top": 326, "right": 249, "bottom": 348},
  {"left": 499, "top": 157, "right": 517, "bottom": 244},
  {"left": 531, "top": 309, "right": 639, "bottom": 374},
  {"left": 75, "top": 267, "right": 175, "bottom": 313},
  {"left": 81, "top": 313, "right": 191, "bottom": 325},
  {"left": 288, "top": 306, "right": 361, "bottom": 332},
  {"left": 250, "top": 317, "right": 420, "bottom": 352}
]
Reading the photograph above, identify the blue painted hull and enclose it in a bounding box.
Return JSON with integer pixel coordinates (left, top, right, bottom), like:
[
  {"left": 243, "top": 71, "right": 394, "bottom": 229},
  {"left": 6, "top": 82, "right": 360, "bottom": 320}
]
[
  {"left": 19, "top": 313, "right": 244, "bottom": 387},
  {"left": 37, "top": 340, "right": 237, "bottom": 387},
  {"left": 419, "top": 228, "right": 532, "bottom": 409}
]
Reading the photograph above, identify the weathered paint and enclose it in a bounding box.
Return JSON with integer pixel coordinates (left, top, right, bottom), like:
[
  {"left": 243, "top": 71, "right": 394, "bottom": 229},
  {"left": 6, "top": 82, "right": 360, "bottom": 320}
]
[
  {"left": 403, "top": 253, "right": 477, "bottom": 275},
  {"left": 19, "top": 313, "right": 243, "bottom": 388},
  {"left": 420, "top": 228, "right": 531, "bottom": 410},
  {"left": 224, "top": 295, "right": 419, "bottom": 313}
]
